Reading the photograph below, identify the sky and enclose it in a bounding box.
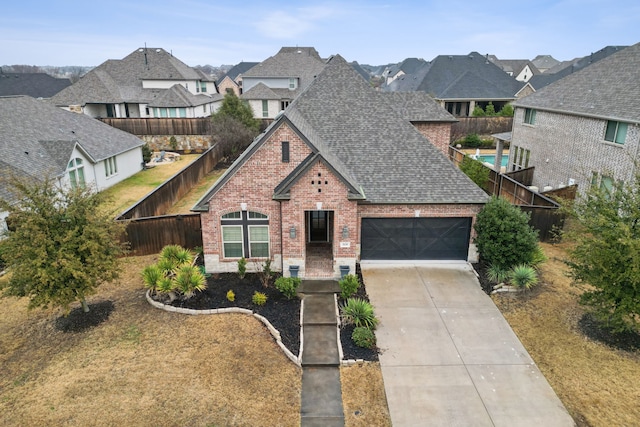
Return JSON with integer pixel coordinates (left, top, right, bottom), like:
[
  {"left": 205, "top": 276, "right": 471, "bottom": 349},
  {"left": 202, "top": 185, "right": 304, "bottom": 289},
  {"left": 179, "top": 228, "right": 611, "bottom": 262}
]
[{"left": 1, "top": 0, "right": 639, "bottom": 67}]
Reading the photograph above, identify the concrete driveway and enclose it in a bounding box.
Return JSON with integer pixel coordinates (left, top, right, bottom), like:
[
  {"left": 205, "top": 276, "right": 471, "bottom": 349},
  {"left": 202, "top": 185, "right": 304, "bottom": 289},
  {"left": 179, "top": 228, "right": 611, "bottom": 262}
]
[{"left": 361, "top": 262, "right": 575, "bottom": 427}]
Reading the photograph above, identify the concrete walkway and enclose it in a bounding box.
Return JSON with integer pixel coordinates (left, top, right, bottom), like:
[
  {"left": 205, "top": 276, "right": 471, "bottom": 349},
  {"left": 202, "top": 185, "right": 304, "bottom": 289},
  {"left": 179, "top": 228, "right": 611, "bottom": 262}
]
[
  {"left": 361, "top": 262, "right": 575, "bottom": 427},
  {"left": 298, "top": 280, "right": 344, "bottom": 427}
]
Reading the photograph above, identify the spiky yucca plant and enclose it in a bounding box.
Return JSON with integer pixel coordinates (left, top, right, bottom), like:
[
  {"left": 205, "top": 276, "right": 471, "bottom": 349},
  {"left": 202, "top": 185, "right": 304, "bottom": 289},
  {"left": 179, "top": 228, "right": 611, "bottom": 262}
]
[{"left": 509, "top": 264, "right": 539, "bottom": 290}]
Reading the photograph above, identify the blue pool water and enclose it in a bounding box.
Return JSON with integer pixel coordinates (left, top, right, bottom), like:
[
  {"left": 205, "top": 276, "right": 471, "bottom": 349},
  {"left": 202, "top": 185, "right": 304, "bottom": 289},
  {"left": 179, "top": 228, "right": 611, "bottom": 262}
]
[{"left": 477, "top": 155, "right": 509, "bottom": 168}]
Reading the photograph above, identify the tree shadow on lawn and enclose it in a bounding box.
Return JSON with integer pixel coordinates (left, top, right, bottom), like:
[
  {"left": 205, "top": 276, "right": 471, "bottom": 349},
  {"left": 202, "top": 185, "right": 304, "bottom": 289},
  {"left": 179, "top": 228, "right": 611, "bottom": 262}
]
[
  {"left": 55, "top": 300, "right": 115, "bottom": 333},
  {"left": 578, "top": 313, "right": 640, "bottom": 354}
]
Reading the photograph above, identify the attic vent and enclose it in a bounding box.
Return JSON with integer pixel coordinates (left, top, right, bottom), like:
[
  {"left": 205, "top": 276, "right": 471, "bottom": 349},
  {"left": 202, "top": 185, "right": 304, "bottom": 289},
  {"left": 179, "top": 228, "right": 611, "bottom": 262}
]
[{"left": 156, "top": 49, "right": 161, "bottom": 52}]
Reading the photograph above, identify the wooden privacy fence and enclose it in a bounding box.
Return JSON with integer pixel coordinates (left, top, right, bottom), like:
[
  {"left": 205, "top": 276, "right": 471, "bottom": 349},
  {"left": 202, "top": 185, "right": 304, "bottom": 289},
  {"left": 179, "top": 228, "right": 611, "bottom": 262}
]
[
  {"left": 451, "top": 117, "right": 513, "bottom": 141},
  {"left": 448, "top": 146, "right": 569, "bottom": 241},
  {"left": 100, "top": 118, "right": 211, "bottom": 135},
  {"left": 122, "top": 214, "right": 203, "bottom": 256}
]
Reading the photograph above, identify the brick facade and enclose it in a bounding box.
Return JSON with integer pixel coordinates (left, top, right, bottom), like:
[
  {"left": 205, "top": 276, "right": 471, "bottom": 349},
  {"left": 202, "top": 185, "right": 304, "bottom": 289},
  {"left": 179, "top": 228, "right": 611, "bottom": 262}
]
[
  {"left": 201, "top": 120, "right": 482, "bottom": 278},
  {"left": 411, "top": 122, "right": 452, "bottom": 156},
  {"left": 511, "top": 107, "right": 640, "bottom": 195}
]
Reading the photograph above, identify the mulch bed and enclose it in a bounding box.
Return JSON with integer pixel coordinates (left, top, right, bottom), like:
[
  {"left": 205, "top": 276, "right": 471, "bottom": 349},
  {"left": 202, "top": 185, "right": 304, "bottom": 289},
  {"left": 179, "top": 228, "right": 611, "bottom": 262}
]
[
  {"left": 152, "top": 266, "right": 379, "bottom": 362},
  {"left": 55, "top": 300, "right": 115, "bottom": 333}
]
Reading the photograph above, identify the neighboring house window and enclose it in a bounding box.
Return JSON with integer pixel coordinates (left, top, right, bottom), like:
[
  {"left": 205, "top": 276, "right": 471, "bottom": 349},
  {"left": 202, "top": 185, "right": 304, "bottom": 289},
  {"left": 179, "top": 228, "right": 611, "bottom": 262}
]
[
  {"left": 524, "top": 108, "right": 536, "bottom": 125},
  {"left": 68, "top": 158, "right": 85, "bottom": 189},
  {"left": 510, "top": 146, "right": 530, "bottom": 171},
  {"left": 179, "top": 108, "right": 187, "bottom": 118},
  {"left": 604, "top": 121, "right": 628, "bottom": 145},
  {"left": 262, "top": 100, "right": 268, "bottom": 118},
  {"left": 282, "top": 141, "right": 290, "bottom": 163},
  {"left": 280, "top": 100, "right": 290, "bottom": 111},
  {"left": 221, "top": 211, "right": 269, "bottom": 258},
  {"left": 145, "top": 107, "right": 150, "bottom": 116},
  {"left": 106, "top": 104, "right": 115, "bottom": 118},
  {"left": 289, "top": 78, "right": 296, "bottom": 89},
  {"left": 104, "top": 156, "right": 118, "bottom": 177},
  {"left": 169, "top": 108, "right": 177, "bottom": 118},
  {"left": 203, "top": 105, "right": 206, "bottom": 114},
  {"left": 591, "top": 172, "right": 618, "bottom": 197},
  {"left": 200, "top": 81, "right": 207, "bottom": 93}
]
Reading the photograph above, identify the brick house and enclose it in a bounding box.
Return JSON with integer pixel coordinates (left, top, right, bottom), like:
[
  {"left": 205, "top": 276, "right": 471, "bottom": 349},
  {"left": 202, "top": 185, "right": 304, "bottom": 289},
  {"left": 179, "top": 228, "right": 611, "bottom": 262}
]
[
  {"left": 193, "top": 55, "right": 488, "bottom": 279},
  {"left": 510, "top": 43, "right": 640, "bottom": 195}
]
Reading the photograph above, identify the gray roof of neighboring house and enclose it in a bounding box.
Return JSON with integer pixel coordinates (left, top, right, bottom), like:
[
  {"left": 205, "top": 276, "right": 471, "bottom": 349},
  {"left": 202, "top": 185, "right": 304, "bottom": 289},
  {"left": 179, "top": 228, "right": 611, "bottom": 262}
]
[
  {"left": 0, "top": 72, "right": 71, "bottom": 98},
  {"left": 490, "top": 59, "right": 540, "bottom": 76},
  {"left": 386, "top": 58, "right": 429, "bottom": 77},
  {"left": 148, "top": 84, "right": 222, "bottom": 107},
  {"left": 531, "top": 55, "right": 560, "bottom": 71},
  {"left": 350, "top": 61, "right": 371, "bottom": 81},
  {"left": 382, "top": 92, "right": 457, "bottom": 122},
  {"left": 528, "top": 45, "right": 628, "bottom": 90},
  {"left": 194, "top": 55, "right": 487, "bottom": 209},
  {"left": 514, "top": 43, "right": 640, "bottom": 124},
  {"left": 385, "top": 52, "right": 524, "bottom": 100},
  {"left": 242, "top": 46, "right": 326, "bottom": 91},
  {"left": 50, "top": 47, "right": 215, "bottom": 107},
  {"left": 240, "top": 83, "right": 282, "bottom": 100},
  {"left": 220, "top": 62, "right": 259, "bottom": 82},
  {"left": 0, "top": 96, "right": 144, "bottom": 200}
]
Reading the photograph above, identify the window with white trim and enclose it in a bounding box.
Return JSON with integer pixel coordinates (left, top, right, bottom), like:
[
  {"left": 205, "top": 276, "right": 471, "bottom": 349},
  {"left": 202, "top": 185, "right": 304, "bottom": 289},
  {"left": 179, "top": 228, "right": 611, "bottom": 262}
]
[
  {"left": 604, "top": 120, "right": 627, "bottom": 145},
  {"left": 262, "top": 100, "right": 268, "bottom": 118},
  {"left": 524, "top": 108, "right": 536, "bottom": 125},
  {"left": 104, "top": 156, "right": 118, "bottom": 177},
  {"left": 221, "top": 211, "right": 269, "bottom": 258},
  {"left": 68, "top": 158, "right": 85, "bottom": 189}
]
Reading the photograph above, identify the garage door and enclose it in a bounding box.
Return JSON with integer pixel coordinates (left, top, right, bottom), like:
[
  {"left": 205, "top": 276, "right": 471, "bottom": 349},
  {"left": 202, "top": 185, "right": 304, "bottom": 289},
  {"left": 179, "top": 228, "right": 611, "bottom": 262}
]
[{"left": 361, "top": 217, "right": 471, "bottom": 260}]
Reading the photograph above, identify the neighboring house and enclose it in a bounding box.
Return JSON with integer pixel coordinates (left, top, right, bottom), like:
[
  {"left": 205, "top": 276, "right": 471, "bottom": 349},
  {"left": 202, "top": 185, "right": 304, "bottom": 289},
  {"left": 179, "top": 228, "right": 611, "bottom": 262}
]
[
  {"left": 192, "top": 55, "right": 488, "bottom": 279},
  {"left": 50, "top": 47, "right": 221, "bottom": 118},
  {"left": 531, "top": 55, "right": 560, "bottom": 73},
  {"left": 216, "top": 62, "right": 259, "bottom": 96},
  {"left": 384, "top": 52, "right": 531, "bottom": 117},
  {"left": 241, "top": 47, "right": 327, "bottom": 119},
  {"left": 0, "top": 71, "right": 71, "bottom": 98},
  {"left": 0, "top": 95, "right": 145, "bottom": 229},
  {"left": 488, "top": 57, "right": 540, "bottom": 82},
  {"left": 528, "top": 45, "right": 627, "bottom": 90},
  {"left": 382, "top": 57, "right": 428, "bottom": 85},
  {"left": 509, "top": 42, "right": 640, "bottom": 196}
]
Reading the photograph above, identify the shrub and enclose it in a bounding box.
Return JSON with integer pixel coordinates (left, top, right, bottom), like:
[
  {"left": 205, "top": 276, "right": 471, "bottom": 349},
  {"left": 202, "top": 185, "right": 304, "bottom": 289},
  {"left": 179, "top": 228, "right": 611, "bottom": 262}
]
[
  {"left": 471, "top": 106, "right": 486, "bottom": 117},
  {"left": 237, "top": 257, "right": 247, "bottom": 279},
  {"left": 509, "top": 264, "right": 539, "bottom": 290},
  {"left": 341, "top": 298, "right": 379, "bottom": 330},
  {"left": 252, "top": 291, "right": 268, "bottom": 306},
  {"left": 459, "top": 156, "right": 490, "bottom": 189},
  {"left": 226, "top": 289, "right": 235, "bottom": 302},
  {"left": 529, "top": 244, "right": 547, "bottom": 268},
  {"left": 275, "top": 277, "right": 301, "bottom": 300},
  {"left": 173, "top": 265, "right": 207, "bottom": 299},
  {"left": 486, "top": 264, "right": 509, "bottom": 284},
  {"left": 499, "top": 104, "right": 514, "bottom": 117},
  {"left": 169, "top": 136, "right": 178, "bottom": 151},
  {"left": 339, "top": 274, "right": 360, "bottom": 299},
  {"left": 352, "top": 326, "right": 376, "bottom": 349},
  {"left": 461, "top": 133, "right": 482, "bottom": 147},
  {"left": 485, "top": 102, "right": 496, "bottom": 116},
  {"left": 141, "top": 143, "right": 152, "bottom": 164},
  {"left": 141, "top": 245, "right": 206, "bottom": 301},
  {"left": 257, "top": 259, "right": 273, "bottom": 288},
  {"left": 474, "top": 196, "right": 539, "bottom": 270}
]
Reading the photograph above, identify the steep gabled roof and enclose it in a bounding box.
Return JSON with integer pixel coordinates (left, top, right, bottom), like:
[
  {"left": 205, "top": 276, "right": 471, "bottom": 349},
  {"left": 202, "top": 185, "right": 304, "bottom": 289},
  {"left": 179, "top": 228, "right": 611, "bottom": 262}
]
[
  {"left": 242, "top": 46, "right": 326, "bottom": 91},
  {"left": 531, "top": 55, "right": 560, "bottom": 71},
  {"left": 528, "top": 45, "right": 628, "bottom": 90},
  {"left": 514, "top": 43, "right": 640, "bottom": 124},
  {"left": 50, "top": 47, "right": 215, "bottom": 107},
  {"left": 194, "top": 55, "right": 487, "bottom": 210},
  {"left": 0, "top": 95, "right": 144, "bottom": 184},
  {"left": 240, "top": 82, "right": 281, "bottom": 100},
  {"left": 220, "top": 62, "right": 259, "bottom": 82},
  {"left": 0, "top": 72, "right": 71, "bottom": 98}
]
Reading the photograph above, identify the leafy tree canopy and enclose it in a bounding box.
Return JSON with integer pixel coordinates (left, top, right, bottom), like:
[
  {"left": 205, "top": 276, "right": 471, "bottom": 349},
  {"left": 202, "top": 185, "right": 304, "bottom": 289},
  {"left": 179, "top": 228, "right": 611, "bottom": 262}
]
[
  {"left": 212, "top": 91, "right": 261, "bottom": 132},
  {"left": 0, "top": 176, "right": 126, "bottom": 314},
  {"left": 564, "top": 175, "right": 640, "bottom": 333},
  {"left": 459, "top": 156, "right": 490, "bottom": 189}
]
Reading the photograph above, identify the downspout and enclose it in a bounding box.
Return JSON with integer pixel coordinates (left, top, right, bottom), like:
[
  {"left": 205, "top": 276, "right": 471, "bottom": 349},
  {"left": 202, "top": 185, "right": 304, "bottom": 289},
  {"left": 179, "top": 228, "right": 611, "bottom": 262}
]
[{"left": 279, "top": 200, "right": 284, "bottom": 274}]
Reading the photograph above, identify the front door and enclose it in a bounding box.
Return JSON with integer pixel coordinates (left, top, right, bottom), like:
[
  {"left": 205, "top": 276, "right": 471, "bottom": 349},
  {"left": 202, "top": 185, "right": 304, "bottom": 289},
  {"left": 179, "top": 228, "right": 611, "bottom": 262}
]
[{"left": 307, "top": 211, "right": 332, "bottom": 243}]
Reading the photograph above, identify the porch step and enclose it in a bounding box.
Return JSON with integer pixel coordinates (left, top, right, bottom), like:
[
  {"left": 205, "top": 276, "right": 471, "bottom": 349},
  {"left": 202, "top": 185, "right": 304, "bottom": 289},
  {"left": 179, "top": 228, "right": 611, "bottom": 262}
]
[
  {"left": 298, "top": 280, "right": 340, "bottom": 294},
  {"left": 303, "top": 294, "right": 338, "bottom": 325}
]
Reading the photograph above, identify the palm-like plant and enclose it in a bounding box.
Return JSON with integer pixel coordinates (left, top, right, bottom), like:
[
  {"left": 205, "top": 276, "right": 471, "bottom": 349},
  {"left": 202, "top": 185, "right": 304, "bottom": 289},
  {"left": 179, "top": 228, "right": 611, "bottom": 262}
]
[
  {"left": 509, "top": 264, "right": 539, "bottom": 290},
  {"left": 173, "top": 265, "right": 207, "bottom": 299},
  {"left": 142, "top": 264, "right": 163, "bottom": 292},
  {"left": 142, "top": 245, "right": 206, "bottom": 301},
  {"left": 341, "top": 298, "right": 379, "bottom": 330}
]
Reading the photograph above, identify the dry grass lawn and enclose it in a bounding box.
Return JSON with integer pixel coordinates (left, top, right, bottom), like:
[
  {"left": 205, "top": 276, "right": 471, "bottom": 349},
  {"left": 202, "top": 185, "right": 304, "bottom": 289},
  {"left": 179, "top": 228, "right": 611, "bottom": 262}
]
[
  {"left": 0, "top": 256, "right": 301, "bottom": 427},
  {"left": 166, "top": 167, "right": 227, "bottom": 214},
  {"left": 341, "top": 362, "right": 391, "bottom": 427},
  {"left": 493, "top": 242, "right": 640, "bottom": 426}
]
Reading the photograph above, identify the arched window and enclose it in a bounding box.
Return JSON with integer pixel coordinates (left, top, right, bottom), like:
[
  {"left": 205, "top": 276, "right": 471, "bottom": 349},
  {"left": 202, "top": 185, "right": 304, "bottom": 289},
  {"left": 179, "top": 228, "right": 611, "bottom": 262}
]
[
  {"left": 67, "top": 158, "right": 85, "bottom": 189},
  {"left": 221, "top": 211, "right": 269, "bottom": 258}
]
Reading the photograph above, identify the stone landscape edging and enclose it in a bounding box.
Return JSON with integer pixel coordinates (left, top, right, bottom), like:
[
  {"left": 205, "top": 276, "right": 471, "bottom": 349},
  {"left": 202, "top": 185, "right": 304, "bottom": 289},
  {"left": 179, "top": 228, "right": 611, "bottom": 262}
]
[{"left": 146, "top": 289, "right": 301, "bottom": 367}]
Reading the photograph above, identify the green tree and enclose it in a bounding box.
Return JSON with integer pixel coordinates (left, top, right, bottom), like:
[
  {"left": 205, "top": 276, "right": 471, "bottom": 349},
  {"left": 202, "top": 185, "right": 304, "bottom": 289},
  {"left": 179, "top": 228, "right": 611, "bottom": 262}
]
[
  {"left": 213, "top": 91, "right": 260, "bottom": 132},
  {"left": 474, "top": 196, "right": 539, "bottom": 270},
  {"left": 498, "top": 104, "right": 514, "bottom": 117},
  {"left": 485, "top": 102, "right": 496, "bottom": 116},
  {"left": 564, "top": 176, "right": 640, "bottom": 332},
  {"left": 459, "top": 156, "right": 490, "bottom": 189},
  {"left": 0, "top": 176, "right": 126, "bottom": 313},
  {"left": 471, "top": 105, "right": 486, "bottom": 117}
]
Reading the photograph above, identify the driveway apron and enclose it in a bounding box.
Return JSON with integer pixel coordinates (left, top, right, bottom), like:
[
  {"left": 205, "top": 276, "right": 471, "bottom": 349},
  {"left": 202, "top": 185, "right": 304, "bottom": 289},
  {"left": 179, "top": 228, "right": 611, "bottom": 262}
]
[{"left": 362, "top": 262, "right": 575, "bottom": 427}]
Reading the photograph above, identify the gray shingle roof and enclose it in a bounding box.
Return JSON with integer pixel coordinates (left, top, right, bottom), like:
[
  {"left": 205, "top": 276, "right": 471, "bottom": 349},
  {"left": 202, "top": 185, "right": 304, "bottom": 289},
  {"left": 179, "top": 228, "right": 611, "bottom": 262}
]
[
  {"left": 386, "top": 52, "right": 524, "bottom": 99},
  {"left": 382, "top": 92, "right": 457, "bottom": 122},
  {"left": 240, "top": 83, "right": 282, "bottom": 100},
  {"left": 243, "top": 47, "right": 326, "bottom": 91},
  {"left": 50, "top": 48, "right": 215, "bottom": 107},
  {"left": 220, "top": 62, "right": 259, "bottom": 81},
  {"left": 514, "top": 43, "right": 640, "bottom": 123},
  {"left": 0, "top": 95, "right": 144, "bottom": 190},
  {"left": 531, "top": 55, "right": 560, "bottom": 71},
  {"left": 0, "top": 72, "right": 71, "bottom": 98},
  {"left": 194, "top": 55, "right": 487, "bottom": 209},
  {"left": 148, "top": 84, "right": 221, "bottom": 107}
]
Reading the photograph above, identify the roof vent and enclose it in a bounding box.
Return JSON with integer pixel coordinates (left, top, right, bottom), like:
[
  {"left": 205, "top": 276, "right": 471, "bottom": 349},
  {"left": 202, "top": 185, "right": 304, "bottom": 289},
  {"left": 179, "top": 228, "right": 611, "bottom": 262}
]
[{"left": 156, "top": 49, "right": 161, "bottom": 52}]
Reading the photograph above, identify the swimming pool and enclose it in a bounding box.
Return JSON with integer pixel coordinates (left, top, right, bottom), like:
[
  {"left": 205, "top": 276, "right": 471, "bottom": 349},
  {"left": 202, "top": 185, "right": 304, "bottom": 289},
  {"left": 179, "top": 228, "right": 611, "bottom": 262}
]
[{"left": 477, "top": 154, "right": 509, "bottom": 168}]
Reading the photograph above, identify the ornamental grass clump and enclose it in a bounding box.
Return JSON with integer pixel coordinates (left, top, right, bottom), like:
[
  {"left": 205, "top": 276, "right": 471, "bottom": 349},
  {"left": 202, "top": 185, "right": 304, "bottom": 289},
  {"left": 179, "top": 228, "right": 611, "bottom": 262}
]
[
  {"left": 341, "top": 298, "right": 379, "bottom": 330},
  {"left": 509, "top": 264, "right": 539, "bottom": 290}
]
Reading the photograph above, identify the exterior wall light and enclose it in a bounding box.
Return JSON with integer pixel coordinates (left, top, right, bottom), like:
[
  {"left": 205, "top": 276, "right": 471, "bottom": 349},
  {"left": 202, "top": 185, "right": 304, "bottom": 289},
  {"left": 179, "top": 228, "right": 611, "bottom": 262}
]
[
  {"left": 240, "top": 202, "right": 247, "bottom": 211},
  {"left": 342, "top": 226, "right": 349, "bottom": 239},
  {"left": 290, "top": 226, "right": 296, "bottom": 239}
]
